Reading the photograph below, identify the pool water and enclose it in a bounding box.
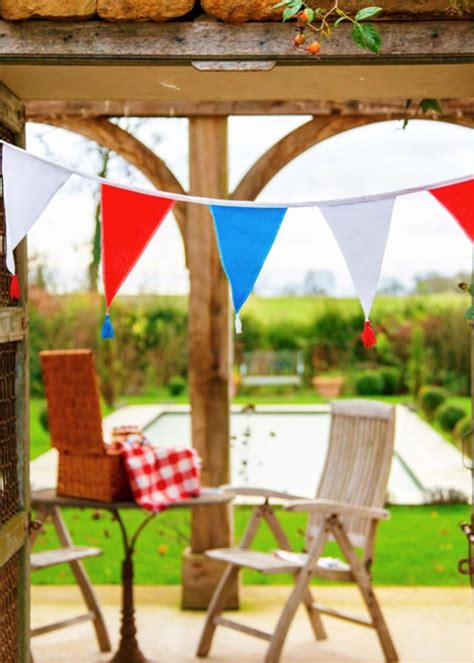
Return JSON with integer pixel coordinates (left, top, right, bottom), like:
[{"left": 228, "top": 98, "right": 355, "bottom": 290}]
[{"left": 144, "top": 411, "right": 422, "bottom": 503}]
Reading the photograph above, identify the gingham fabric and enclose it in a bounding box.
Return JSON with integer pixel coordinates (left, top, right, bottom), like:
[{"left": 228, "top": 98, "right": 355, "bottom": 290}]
[{"left": 120, "top": 436, "right": 200, "bottom": 512}]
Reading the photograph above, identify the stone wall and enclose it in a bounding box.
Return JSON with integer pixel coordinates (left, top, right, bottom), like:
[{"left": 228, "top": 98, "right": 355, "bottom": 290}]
[{"left": 1, "top": 0, "right": 471, "bottom": 21}]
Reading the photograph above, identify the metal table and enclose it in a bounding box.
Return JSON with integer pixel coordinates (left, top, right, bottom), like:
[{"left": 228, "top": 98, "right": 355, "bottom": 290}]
[{"left": 31, "top": 488, "right": 232, "bottom": 663}]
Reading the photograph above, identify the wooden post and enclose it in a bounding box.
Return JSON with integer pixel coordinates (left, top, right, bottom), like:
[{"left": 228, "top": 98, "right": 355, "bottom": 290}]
[{"left": 182, "top": 116, "right": 236, "bottom": 609}]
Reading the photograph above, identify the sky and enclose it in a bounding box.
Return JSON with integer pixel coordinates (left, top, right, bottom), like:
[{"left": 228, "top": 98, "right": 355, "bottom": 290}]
[{"left": 26, "top": 117, "right": 474, "bottom": 297}]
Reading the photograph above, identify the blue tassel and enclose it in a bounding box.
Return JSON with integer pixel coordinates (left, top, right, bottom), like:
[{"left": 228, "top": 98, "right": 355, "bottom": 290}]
[{"left": 101, "top": 312, "right": 115, "bottom": 339}]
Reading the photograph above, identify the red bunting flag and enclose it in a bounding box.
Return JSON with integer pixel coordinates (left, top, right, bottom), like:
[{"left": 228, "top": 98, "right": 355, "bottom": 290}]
[
  {"left": 101, "top": 184, "right": 175, "bottom": 308},
  {"left": 429, "top": 179, "right": 474, "bottom": 242}
]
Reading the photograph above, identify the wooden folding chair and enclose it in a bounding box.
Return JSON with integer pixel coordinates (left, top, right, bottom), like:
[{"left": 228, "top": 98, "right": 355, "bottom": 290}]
[
  {"left": 29, "top": 349, "right": 113, "bottom": 658},
  {"left": 196, "top": 399, "right": 398, "bottom": 663},
  {"left": 29, "top": 505, "right": 111, "bottom": 655}
]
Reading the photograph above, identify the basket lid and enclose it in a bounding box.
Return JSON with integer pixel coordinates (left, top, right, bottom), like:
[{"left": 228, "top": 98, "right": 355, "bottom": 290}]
[{"left": 40, "top": 349, "right": 105, "bottom": 455}]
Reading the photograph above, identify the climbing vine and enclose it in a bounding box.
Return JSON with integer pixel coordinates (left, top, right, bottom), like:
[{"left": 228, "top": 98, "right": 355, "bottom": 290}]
[{"left": 274, "top": 1, "right": 383, "bottom": 54}]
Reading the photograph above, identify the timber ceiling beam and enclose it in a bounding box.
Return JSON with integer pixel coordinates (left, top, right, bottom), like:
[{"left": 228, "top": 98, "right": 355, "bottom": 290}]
[
  {"left": 0, "top": 19, "right": 472, "bottom": 66},
  {"left": 26, "top": 98, "right": 474, "bottom": 120},
  {"left": 40, "top": 116, "right": 188, "bottom": 248}
]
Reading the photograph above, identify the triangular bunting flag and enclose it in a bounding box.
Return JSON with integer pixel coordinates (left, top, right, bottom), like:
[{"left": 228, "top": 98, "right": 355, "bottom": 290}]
[
  {"left": 429, "top": 179, "right": 474, "bottom": 242},
  {"left": 210, "top": 205, "right": 287, "bottom": 326},
  {"left": 320, "top": 197, "right": 395, "bottom": 347},
  {"left": 101, "top": 184, "right": 175, "bottom": 313},
  {"left": 3, "top": 143, "right": 71, "bottom": 275}
]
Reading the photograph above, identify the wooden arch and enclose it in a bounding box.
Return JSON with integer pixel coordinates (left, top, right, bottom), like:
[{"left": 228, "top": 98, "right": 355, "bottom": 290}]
[
  {"left": 232, "top": 113, "right": 474, "bottom": 201},
  {"left": 39, "top": 116, "right": 188, "bottom": 243}
]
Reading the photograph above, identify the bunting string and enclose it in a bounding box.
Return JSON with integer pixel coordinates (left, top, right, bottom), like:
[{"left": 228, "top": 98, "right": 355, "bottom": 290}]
[
  {"left": 2, "top": 140, "right": 473, "bottom": 347},
  {"left": 2, "top": 140, "right": 472, "bottom": 209}
]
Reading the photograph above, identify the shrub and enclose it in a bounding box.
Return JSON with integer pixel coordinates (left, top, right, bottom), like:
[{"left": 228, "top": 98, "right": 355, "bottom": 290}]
[
  {"left": 380, "top": 367, "right": 401, "bottom": 395},
  {"left": 406, "top": 324, "right": 427, "bottom": 398},
  {"left": 418, "top": 385, "right": 447, "bottom": 420},
  {"left": 435, "top": 403, "right": 465, "bottom": 432},
  {"left": 355, "top": 371, "right": 385, "bottom": 396},
  {"left": 38, "top": 405, "right": 48, "bottom": 432},
  {"left": 168, "top": 376, "right": 186, "bottom": 397},
  {"left": 454, "top": 415, "right": 471, "bottom": 444}
]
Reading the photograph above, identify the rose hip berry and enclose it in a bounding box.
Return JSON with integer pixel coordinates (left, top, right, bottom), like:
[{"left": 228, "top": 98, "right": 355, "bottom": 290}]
[
  {"left": 292, "top": 33, "right": 306, "bottom": 47},
  {"left": 307, "top": 41, "right": 321, "bottom": 55}
]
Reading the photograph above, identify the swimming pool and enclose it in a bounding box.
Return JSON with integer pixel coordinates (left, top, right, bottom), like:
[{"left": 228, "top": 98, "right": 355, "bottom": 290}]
[{"left": 144, "top": 408, "right": 424, "bottom": 504}]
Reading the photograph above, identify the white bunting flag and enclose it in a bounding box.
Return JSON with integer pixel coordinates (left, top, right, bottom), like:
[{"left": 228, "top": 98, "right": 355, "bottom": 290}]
[
  {"left": 319, "top": 197, "right": 395, "bottom": 347},
  {"left": 3, "top": 143, "right": 71, "bottom": 274}
]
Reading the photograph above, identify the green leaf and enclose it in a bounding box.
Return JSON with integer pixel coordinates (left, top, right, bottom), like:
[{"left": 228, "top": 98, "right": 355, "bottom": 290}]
[
  {"left": 273, "top": 0, "right": 290, "bottom": 8},
  {"left": 282, "top": 2, "right": 302, "bottom": 20},
  {"left": 305, "top": 7, "right": 315, "bottom": 23},
  {"left": 464, "top": 305, "right": 474, "bottom": 321},
  {"left": 334, "top": 16, "right": 348, "bottom": 26},
  {"left": 355, "top": 6, "right": 383, "bottom": 21},
  {"left": 420, "top": 98, "right": 443, "bottom": 115},
  {"left": 351, "top": 22, "right": 381, "bottom": 53}
]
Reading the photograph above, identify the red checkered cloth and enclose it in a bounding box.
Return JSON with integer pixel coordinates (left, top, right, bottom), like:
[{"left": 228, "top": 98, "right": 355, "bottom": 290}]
[{"left": 120, "top": 437, "right": 200, "bottom": 512}]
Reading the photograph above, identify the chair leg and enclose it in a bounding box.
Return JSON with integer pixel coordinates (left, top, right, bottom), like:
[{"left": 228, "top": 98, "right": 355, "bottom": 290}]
[
  {"left": 51, "top": 507, "right": 112, "bottom": 653},
  {"left": 302, "top": 587, "right": 327, "bottom": 641},
  {"left": 260, "top": 506, "right": 327, "bottom": 641},
  {"left": 358, "top": 582, "right": 399, "bottom": 663},
  {"left": 196, "top": 564, "right": 240, "bottom": 657},
  {"left": 330, "top": 516, "right": 398, "bottom": 663},
  {"left": 265, "top": 531, "right": 328, "bottom": 663},
  {"left": 196, "top": 505, "right": 265, "bottom": 658}
]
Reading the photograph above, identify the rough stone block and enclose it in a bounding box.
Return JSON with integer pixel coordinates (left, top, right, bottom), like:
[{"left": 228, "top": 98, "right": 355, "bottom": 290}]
[
  {"left": 97, "top": 0, "right": 195, "bottom": 21},
  {"left": 201, "top": 1, "right": 473, "bottom": 22},
  {"left": 2, "top": 0, "right": 97, "bottom": 20}
]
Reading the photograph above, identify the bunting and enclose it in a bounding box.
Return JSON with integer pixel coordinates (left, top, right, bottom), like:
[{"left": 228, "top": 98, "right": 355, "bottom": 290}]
[
  {"left": 320, "top": 198, "right": 395, "bottom": 347},
  {"left": 210, "top": 204, "right": 287, "bottom": 331},
  {"left": 100, "top": 184, "right": 175, "bottom": 337},
  {"left": 3, "top": 143, "right": 71, "bottom": 299},
  {"left": 0, "top": 141, "right": 472, "bottom": 346},
  {"left": 429, "top": 179, "right": 474, "bottom": 242}
]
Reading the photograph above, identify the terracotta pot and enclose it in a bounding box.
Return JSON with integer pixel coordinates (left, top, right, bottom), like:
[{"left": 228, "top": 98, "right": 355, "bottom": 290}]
[{"left": 311, "top": 376, "right": 345, "bottom": 399}]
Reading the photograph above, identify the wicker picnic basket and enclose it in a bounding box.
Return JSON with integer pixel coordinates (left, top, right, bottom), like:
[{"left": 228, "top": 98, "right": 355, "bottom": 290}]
[{"left": 40, "top": 349, "right": 132, "bottom": 502}]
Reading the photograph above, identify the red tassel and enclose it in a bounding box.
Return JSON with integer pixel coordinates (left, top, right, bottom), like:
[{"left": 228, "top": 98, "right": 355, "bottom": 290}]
[
  {"left": 361, "top": 320, "right": 376, "bottom": 348},
  {"left": 9, "top": 274, "right": 20, "bottom": 301}
]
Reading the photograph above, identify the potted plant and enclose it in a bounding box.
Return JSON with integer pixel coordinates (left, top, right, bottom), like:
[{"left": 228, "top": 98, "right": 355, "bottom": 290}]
[{"left": 311, "top": 372, "right": 345, "bottom": 398}]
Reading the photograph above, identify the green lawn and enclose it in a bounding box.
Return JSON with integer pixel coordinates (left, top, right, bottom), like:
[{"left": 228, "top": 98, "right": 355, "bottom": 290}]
[{"left": 30, "top": 504, "right": 470, "bottom": 586}]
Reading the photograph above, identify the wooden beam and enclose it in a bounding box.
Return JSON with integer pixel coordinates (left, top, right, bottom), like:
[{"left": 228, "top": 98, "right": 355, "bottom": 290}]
[
  {"left": 39, "top": 116, "right": 187, "bottom": 246},
  {"left": 0, "top": 19, "right": 472, "bottom": 65},
  {"left": 25, "top": 98, "right": 474, "bottom": 120},
  {"left": 183, "top": 115, "right": 233, "bottom": 609}
]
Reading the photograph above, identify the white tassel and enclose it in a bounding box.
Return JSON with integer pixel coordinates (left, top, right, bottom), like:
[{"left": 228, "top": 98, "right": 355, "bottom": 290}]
[{"left": 235, "top": 313, "right": 242, "bottom": 334}]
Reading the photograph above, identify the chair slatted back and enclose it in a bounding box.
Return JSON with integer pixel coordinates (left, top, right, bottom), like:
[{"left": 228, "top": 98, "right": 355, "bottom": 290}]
[
  {"left": 307, "top": 399, "right": 395, "bottom": 552},
  {"left": 40, "top": 350, "right": 105, "bottom": 455}
]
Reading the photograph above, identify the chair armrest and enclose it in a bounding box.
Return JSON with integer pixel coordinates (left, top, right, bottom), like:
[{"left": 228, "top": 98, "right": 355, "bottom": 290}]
[
  {"left": 285, "top": 499, "right": 389, "bottom": 520},
  {"left": 219, "top": 485, "right": 306, "bottom": 501}
]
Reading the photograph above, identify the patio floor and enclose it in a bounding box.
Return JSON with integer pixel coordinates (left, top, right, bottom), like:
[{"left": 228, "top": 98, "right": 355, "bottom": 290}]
[{"left": 30, "top": 585, "right": 472, "bottom": 663}]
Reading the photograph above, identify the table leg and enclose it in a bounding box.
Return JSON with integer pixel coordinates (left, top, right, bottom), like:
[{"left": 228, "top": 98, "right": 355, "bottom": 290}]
[
  {"left": 109, "top": 510, "right": 156, "bottom": 663},
  {"left": 110, "top": 553, "right": 148, "bottom": 663}
]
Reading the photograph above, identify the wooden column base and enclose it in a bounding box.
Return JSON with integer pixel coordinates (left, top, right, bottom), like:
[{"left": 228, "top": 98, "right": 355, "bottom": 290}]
[{"left": 181, "top": 550, "right": 239, "bottom": 610}]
